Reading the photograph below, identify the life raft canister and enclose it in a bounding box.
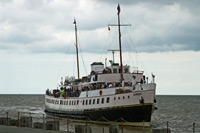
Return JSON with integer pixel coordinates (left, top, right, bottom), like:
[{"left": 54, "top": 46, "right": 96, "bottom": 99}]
[{"left": 99, "top": 90, "right": 102, "bottom": 95}]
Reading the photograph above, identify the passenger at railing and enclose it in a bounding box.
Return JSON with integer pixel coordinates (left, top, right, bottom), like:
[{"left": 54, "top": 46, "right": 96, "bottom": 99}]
[
  {"left": 53, "top": 89, "right": 60, "bottom": 98},
  {"left": 109, "top": 83, "right": 112, "bottom": 88},
  {"left": 97, "top": 84, "right": 101, "bottom": 89},
  {"left": 46, "top": 89, "right": 50, "bottom": 95},
  {"left": 104, "top": 84, "right": 107, "bottom": 88},
  {"left": 61, "top": 88, "right": 65, "bottom": 97},
  {"left": 113, "top": 82, "right": 115, "bottom": 87}
]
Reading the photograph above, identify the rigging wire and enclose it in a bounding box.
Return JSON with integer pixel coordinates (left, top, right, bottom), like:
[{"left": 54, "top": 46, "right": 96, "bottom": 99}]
[
  {"left": 119, "top": 13, "right": 150, "bottom": 76},
  {"left": 53, "top": 40, "right": 72, "bottom": 87},
  {"left": 77, "top": 33, "right": 88, "bottom": 76},
  {"left": 99, "top": 17, "right": 120, "bottom": 63}
]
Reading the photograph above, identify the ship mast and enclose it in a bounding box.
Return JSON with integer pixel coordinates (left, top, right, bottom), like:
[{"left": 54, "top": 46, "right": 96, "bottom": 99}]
[
  {"left": 117, "top": 5, "right": 123, "bottom": 80},
  {"left": 108, "top": 4, "right": 131, "bottom": 82},
  {"left": 73, "top": 19, "right": 80, "bottom": 79}
]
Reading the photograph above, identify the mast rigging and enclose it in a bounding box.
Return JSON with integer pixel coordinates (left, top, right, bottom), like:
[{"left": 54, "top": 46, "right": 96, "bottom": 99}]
[{"left": 108, "top": 4, "right": 131, "bottom": 82}]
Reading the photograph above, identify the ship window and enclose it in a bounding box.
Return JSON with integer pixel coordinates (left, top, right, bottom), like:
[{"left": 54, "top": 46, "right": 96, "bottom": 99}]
[
  {"left": 93, "top": 99, "right": 95, "bottom": 104},
  {"left": 128, "top": 96, "right": 130, "bottom": 99},
  {"left": 89, "top": 99, "right": 92, "bottom": 105},
  {"left": 123, "top": 96, "right": 125, "bottom": 99},
  {"left": 72, "top": 101, "right": 74, "bottom": 105},
  {"left": 66, "top": 101, "right": 68, "bottom": 105},
  {"left": 77, "top": 100, "right": 79, "bottom": 105},
  {"left": 60, "top": 100, "right": 63, "bottom": 105},
  {"left": 114, "top": 97, "right": 116, "bottom": 100},
  {"left": 97, "top": 99, "right": 100, "bottom": 104},
  {"left": 106, "top": 97, "right": 110, "bottom": 103},
  {"left": 86, "top": 100, "right": 88, "bottom": 105},
  {"left": 64, "top": 101, "right": 66, "bottom": 105},
  {"left": 118, "top": 97, "right": 120, "bottom": 100},
  {"left": 74, "top": 101, "right": 76, "bottom": 105},
  {"left": 69, "top": 101, "right": 71, "bottom": 105},
  {"left": 113, "top": 68, "right": 117, "bottom": 73},
  {"left": 101, "top": 98, "right": 104, "bottom": 104},
  {"left": 83, "top": 100, "right": 85, "bottom": 105}
]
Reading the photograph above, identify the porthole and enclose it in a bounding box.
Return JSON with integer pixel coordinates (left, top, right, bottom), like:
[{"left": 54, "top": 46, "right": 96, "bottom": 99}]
[
  {"left": 93, "top": 99, "right": 95, "bottom": 104},
  {"left": 101, "top": 98, "right": 104, "bottom": 104},
  {"left": 106, "top": 97, "right": 110, "bottom": 103},
  {"left": 89, "top": 99, "right": 92, "bottom": 105}
]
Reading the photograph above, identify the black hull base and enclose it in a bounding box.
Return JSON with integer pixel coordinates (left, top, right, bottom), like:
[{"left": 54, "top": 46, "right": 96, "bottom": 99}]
[{"left": 45, "top": 103, "right": 153, "bottom": 124}]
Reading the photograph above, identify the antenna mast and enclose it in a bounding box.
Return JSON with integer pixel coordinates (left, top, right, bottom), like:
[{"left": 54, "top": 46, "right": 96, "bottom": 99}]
[
  {"left": 73, "top": 19, "right": 80, "bottom": 79},
  {"left": 108, "top": 4, "right": 131, "bottom": 82},
  {"left": 108, "top": 49, "right": 119, "bottom": 63}
]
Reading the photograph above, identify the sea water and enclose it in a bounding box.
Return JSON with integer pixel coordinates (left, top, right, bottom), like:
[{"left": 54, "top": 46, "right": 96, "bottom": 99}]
[{"left": 0, "top": 94, "right": 199, "bottom": 132}]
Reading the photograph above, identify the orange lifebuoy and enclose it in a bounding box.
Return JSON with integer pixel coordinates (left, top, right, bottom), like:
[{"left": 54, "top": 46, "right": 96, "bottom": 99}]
[{"left": 99, "top": 90, "right": 102, "bottom": 95}]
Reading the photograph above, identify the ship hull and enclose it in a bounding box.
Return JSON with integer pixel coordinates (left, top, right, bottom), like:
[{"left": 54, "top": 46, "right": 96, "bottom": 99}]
[
  {"left": 45, "top": 84, "right": 156, "bottom": 127},
  {"left": 45, "top": 103, "right": 153, "bottom": 123}
]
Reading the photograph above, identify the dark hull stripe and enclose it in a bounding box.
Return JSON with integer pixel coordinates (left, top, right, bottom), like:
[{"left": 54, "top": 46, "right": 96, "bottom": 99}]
[{"left": 45, "top": 104, "right": 153, "bottom": 123}]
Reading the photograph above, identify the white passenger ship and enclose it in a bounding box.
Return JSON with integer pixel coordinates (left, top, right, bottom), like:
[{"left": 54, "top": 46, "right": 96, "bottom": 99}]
[{"left": 45, "top": 5, "right": 156, "bottom": 127}]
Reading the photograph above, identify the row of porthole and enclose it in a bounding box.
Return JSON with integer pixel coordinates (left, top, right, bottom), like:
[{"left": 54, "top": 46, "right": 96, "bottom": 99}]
[
  {"left": 82, "top": 97, "right": 110, "bottom": 105},
  {"left": 50, "top": 95, "right": 130, "bottom": 106},
  {"left": 58, "top": 97, "right": 110, "bottom": 106},
  {"left": 114, "top": 95, "right": 130, "bottom": 100}
]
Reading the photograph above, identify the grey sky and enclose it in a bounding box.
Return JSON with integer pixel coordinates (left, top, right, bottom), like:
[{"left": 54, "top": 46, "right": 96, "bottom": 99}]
[{"left": 0, "top": 0, "right": 200, "bottom": 54}]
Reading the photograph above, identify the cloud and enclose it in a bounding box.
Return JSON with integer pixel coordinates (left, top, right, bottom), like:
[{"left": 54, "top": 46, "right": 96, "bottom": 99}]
[{"left": 0, "top": 0, "right": 200, "bottom": 54}]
